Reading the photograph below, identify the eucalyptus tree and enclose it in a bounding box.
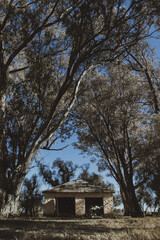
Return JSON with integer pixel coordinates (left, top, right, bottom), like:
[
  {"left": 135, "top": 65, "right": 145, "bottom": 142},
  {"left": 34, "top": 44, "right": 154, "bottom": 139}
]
[
  {"left": 73, "top": 63, "right": 149, "bottom": 217},
  {"left": 136, "top": 155, "right": 160, "bottom": 212},
  {"left": 125, "top": 42, "right": 160, "bottom": 113},
  {"left": 78, "top": 163, "right": 110, "bottom": 188},
  {"left": 20, "top": 175, "right": 43, "bottom": 217},
  {"left": 0, "top": 0, "right": 156, "bottom": 216},
  {"left": 140, "top": 0, "right": 160, "bottom": 26},
  {"left": 38, "top": 158, "right": 78, "bottom": 186},
  {"left": 125, "top": 42, "right": 160, "bottom": 210}
]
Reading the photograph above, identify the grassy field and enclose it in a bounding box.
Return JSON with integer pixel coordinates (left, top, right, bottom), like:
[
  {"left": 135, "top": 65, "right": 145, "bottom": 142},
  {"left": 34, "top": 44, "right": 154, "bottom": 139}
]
[{"left": 0, "top": 217, "right": 160, "bottom": 240}]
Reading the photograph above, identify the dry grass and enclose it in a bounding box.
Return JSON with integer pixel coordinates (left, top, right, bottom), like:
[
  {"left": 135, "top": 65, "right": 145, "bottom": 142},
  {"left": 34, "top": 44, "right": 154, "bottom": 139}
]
[{"left": 0, "top": 217, "right": 160, "bottom": 240}]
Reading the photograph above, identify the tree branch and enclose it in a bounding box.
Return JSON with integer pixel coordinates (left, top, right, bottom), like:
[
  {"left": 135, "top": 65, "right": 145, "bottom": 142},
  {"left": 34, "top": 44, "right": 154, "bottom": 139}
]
[
  {"left": 9, "top": 66, "right": 29, "bottom": 74},
  {"left": 5, "top": 0, "right": 60, "bottom": 70},
  {"left": 41, "top": 143, "right": 71, "bottom": 151},
  {"left": 0, "top": 0, "right": 14, "bottom": 31}
]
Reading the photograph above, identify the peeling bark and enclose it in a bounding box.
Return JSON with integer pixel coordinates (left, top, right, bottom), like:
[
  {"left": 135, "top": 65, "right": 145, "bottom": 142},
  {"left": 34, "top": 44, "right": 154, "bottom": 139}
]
[
  {"left": 0, "top": 179, "right": 23, "bottom": 217},
  {"left": 0, "top": 190, "right": 20, "bottom": 217}
]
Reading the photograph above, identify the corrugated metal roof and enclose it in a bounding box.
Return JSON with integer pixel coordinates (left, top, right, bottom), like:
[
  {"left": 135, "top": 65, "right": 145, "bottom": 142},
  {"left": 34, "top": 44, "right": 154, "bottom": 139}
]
[{"left": 43, "top": 179, "right": 114, "bottom": 193}]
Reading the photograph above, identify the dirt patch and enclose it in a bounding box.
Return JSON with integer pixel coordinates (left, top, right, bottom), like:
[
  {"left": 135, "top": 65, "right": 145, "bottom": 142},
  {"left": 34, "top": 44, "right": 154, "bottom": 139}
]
[{"left": 0, "top": 217, "right": 160, "bottom": 240}]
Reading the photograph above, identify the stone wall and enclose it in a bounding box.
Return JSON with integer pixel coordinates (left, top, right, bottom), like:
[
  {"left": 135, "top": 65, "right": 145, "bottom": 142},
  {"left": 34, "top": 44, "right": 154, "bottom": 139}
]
[
  {"left": 43, "top": 192, "right": 114, "bottom": 217},
  {"left": 103, "top": 193, "right": 113, "bottom": 217}
]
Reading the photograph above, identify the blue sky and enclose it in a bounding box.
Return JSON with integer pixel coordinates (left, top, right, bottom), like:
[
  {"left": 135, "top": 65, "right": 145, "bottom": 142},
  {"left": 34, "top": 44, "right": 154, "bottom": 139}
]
[{"left": 27, "top": 135, "right": 118, "bottom": 192}]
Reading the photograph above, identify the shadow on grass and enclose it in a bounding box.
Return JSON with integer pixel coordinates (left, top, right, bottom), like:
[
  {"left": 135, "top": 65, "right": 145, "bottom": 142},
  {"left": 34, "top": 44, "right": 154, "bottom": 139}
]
[
  {"left": 0, "top": 219, "right": 118, "bottom": 240},
  {"left": 0, "top": 218, "right": 160, "bottom": 240},
  {"left": 0, "top": 219, "right": 123, "bottom": 231}
]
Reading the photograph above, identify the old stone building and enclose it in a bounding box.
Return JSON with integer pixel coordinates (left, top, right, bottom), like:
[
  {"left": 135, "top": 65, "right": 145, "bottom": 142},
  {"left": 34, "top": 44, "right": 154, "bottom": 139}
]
[{"left": 43, "top": 179, "right": 114, "bottom": 217}]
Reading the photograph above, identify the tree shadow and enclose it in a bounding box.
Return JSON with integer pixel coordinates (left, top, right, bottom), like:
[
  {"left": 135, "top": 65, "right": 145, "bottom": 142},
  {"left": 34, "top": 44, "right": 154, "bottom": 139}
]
[{"left": 0, "top": 218, "right": 159, "bottom": 240}]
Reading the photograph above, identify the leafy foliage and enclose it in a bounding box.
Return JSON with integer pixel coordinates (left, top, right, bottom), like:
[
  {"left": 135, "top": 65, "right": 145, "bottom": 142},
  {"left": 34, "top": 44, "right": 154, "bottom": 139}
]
[
  {"left": 72, "top": 62, "right": 151, "bottom": 216},
  {"left": 38, "top": 158, "right": 78, "bottom": 186},
  {"left": 125, "top": 41, "right": 160, "bottom": 211},
  {"left": 20, "top": 175, "right": 43, "bottom": 217},
  {"left": 78, "top": 163, "right": 113, "bottom": 190}
]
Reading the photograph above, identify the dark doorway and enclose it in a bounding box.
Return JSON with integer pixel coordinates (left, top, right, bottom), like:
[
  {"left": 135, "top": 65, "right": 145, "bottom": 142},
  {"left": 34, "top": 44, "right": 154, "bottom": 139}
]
[
  {"left": 57, "top": 197, "right": 75, "bottom": 217},
  {"left": 85, "top": 198, "right": 103, "bottom": 217}
]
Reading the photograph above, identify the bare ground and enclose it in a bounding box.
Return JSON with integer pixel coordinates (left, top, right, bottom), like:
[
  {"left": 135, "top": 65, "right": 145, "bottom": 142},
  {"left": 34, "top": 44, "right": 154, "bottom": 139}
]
[{"left": 0, "top": 217, "right": 160, "bottom": 240}]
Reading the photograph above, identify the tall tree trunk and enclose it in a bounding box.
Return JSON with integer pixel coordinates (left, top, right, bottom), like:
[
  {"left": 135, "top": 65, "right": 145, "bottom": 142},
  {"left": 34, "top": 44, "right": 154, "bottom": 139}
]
[
  {"left": 0, "top": 189, "right": 20, "bottom": 217},
  {"left": 0, "top": 179, "right": 23, "bottom": 217},
  {"left": 119, "top": 181, "right": 143, "bottom": 217},
  {"left": 0, "top": 152, "right": 33, "bottom": 217},
  {"left": 127, "top": 181, "right": 143, "bottom": 217},
  {"left": 120, "top": 187, "right": 131, "bottom": 216},
  {"left": 0, "top": 144, "right": 29, "bottom": 216},
  {"left": 0, "top": 34, "right": 11, "bottom": 217}
]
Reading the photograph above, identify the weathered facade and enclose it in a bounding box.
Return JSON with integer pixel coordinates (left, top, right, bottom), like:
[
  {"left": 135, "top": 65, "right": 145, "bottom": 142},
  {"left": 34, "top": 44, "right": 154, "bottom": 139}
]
[{"left": 43, "top": 179, "right": 114, "bottom": 217}]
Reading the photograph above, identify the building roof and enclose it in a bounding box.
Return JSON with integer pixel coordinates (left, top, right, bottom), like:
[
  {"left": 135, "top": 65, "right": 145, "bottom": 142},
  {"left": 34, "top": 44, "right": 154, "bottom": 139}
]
[{"left": 43, "top": 179, "right": 114, "bottom": 193}]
